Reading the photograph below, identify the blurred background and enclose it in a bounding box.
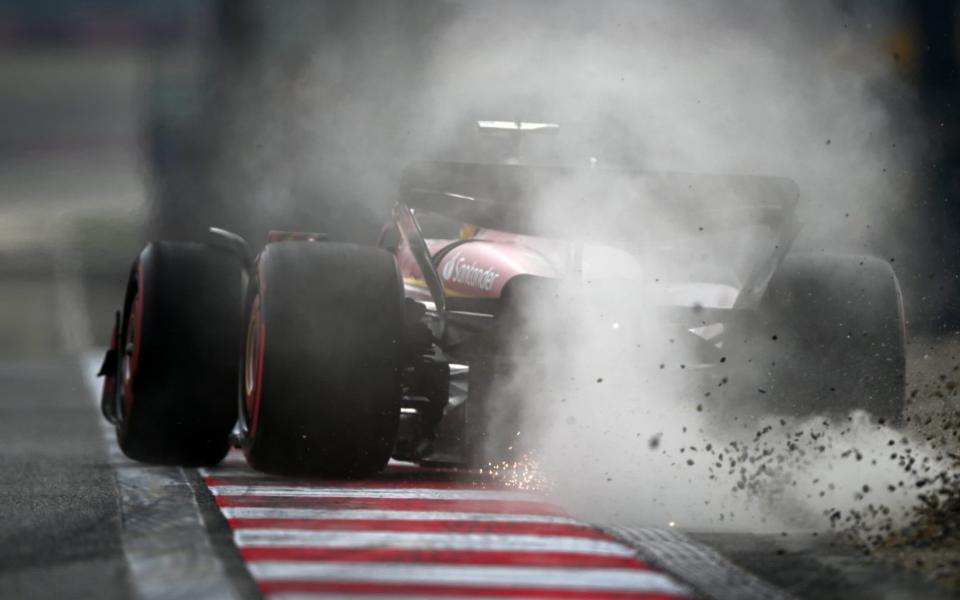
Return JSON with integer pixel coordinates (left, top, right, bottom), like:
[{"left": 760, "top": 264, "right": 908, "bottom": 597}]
[{"left": 1, "top": 0, "right": 959, "bottom": 360}]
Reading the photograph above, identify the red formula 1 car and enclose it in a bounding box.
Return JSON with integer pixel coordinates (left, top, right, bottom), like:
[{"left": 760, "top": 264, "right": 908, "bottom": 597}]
[{"left": 99, "top": 159, "right": 906, "bottom": 475}]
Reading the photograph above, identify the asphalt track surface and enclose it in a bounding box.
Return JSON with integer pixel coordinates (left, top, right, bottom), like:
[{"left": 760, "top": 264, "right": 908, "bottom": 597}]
[
  {"left": 0, "top": 357, "right": 132, "bottom": 599},
  {"left": 1, "top": 274, "right": 956, "bottom": 599}
]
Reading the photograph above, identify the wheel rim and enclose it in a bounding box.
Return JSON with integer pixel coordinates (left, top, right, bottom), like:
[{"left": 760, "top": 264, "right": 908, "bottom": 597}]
[
  {"left": 243, "top": 293, "right": 265, "bottom": 437},
  {"left": 121, "top": 271, "right": 143, "bottom": 417}
]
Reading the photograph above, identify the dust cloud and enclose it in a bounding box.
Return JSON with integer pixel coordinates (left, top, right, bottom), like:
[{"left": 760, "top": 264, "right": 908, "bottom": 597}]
[
  {"left": 410, "top": 0, "right": 935, "bottom": 536},
  {"left": 225, "top": 0, "right": 939, "bottom": 536}
]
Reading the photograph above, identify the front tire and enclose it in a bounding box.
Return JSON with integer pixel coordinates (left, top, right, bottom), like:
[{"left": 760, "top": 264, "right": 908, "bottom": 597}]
[{"left": 241, "top": 242, "right": 403, "bottom": 476}]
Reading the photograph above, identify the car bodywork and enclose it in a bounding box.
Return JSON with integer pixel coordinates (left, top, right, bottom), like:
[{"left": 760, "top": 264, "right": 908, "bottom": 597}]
[
  {"left": 98, "top": 157, "right": 807, "bottom": 469},
  {"left": 383, "top": 160, "right": 801, "bottom": 465}
]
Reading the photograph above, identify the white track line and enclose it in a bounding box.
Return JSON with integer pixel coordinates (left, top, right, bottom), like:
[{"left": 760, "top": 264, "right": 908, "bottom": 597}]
[
  {"left": 249, "top": 562, "right": 691, "bottom": 596},
  {"left": 234, "top": 530, "right": 635, "bottom": 555},
  {"left": 208, "top": 485, "right": 539, "bottom": 501},
  {"left": 221, "top": 507, "right": 582, "bottom": 524}
]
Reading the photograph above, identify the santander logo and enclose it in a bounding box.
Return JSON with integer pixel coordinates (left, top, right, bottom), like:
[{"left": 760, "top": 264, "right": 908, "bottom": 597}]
[{"left": 441, "top": 253, "right": 500, "bottom": 292}]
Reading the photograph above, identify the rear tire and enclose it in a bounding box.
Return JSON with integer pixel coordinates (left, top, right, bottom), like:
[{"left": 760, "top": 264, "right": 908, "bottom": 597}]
[
  {"left": 241, "top": 242, "right": 403, "bottom": 476},
  {"left": 466, "top": 276, "right": 558, "bottom": 467},
  {"left": 752, "top": 253, "right": 906, "bottom": 423},
  {"left": 115, "top": 241, "right": 243, "bottom": 465}
]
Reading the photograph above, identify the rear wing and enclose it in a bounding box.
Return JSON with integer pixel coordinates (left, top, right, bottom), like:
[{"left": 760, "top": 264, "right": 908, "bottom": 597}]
[{"left": 398, "top": 161, "right": 799, "bottom": 240}]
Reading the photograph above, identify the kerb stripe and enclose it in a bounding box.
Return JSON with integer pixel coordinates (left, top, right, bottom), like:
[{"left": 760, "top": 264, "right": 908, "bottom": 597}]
[
  {"left": 229, "top": 518, "right": 606, "bottom": 538},
  {"left": 208, "top": 485, "right": 538, "bottom": 501},
  {"left": 241, "top": 547, "right": 653, "bottom": 569},
  {"left": 234, "top": 530, "right": 638, "bottom": 556},
  {"left": 215, "top": 495, "right": 567, "bottom": 516},
  {"left": 249, "top": 562, "right": 691, "bottom": 595},
  {"left": 220, "top": 506, "right": 579, "bottom": 524},
  {"left": 261, "top": 581, "right": 688, "bottom": 599}
]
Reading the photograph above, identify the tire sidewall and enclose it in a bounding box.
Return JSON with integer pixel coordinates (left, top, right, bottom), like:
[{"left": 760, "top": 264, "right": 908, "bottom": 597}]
[
  {"left": 755, "top": 253, "right": 906, "bottom": 421},
  {"left": 241, "top": 242, "right": 404, "bottom": 476},
  {"left": 116, "top": 241, "right": 242, "bottom": 465}
]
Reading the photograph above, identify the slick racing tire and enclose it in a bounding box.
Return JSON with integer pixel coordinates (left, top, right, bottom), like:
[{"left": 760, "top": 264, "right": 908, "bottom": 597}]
[
  {"left": 115, "top": 241, "right": 243, "bottom": 465},
  {"left": 754, "top": 253, "right": 906, "bottom": 423},
  {"left": 241, "top": 242, "right": 403, "bottom": 476},
  {"left": 467, "top": 276, "right": 558, "bottom": 467}
]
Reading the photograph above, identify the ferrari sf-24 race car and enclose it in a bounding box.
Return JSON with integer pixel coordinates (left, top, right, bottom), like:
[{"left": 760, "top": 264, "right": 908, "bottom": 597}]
[{"left": 98, "top": 160, "right": 906, "bottom": 475}]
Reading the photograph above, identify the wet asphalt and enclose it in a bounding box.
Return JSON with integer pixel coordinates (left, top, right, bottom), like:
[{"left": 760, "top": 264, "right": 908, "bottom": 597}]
[{"left": 0, "top": 275, "right": 133, "bottom": 598}]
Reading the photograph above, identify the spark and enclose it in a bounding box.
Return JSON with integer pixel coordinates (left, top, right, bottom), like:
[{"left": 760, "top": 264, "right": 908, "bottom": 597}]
[{"left": 485, "top": 453, "right": 551, "bottom": 491}]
